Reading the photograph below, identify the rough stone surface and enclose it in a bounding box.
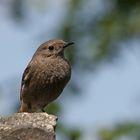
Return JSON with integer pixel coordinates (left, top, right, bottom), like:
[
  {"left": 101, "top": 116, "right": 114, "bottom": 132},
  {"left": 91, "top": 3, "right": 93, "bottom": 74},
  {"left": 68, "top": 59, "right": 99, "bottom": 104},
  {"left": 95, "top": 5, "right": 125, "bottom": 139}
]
[{"left": 0, "top": 113, "right": 57, "bottom": 140}]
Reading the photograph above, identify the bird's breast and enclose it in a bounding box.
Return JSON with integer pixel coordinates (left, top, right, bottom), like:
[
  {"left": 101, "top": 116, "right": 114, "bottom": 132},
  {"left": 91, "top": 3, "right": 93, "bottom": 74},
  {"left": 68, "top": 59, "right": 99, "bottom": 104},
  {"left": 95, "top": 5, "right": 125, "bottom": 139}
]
[{"left": 33, "top": 58, "right": 71, "bottom": 88}]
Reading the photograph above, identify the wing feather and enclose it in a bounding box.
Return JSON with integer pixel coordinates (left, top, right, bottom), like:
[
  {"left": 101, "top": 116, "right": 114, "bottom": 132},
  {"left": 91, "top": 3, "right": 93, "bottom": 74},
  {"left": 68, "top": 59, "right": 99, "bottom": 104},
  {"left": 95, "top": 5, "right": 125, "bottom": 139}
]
[{"left": 20, "top": 64, "right": 32, "bottom": 100}]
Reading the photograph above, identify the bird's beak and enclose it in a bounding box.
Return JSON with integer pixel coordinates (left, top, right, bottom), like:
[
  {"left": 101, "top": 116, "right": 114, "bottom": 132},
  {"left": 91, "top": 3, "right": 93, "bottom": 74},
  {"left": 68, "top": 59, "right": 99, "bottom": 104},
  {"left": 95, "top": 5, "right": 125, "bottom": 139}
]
[{"left": 63, "top": 42, "right": 74, "bottom": 48}]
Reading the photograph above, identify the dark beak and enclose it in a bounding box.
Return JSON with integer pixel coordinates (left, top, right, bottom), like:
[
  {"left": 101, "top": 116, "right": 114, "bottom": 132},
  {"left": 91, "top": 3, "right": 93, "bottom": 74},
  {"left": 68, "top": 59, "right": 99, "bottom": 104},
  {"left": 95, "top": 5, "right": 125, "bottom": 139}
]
[{"left": 63, "top": 42, "right": 74, "bottom": 48}]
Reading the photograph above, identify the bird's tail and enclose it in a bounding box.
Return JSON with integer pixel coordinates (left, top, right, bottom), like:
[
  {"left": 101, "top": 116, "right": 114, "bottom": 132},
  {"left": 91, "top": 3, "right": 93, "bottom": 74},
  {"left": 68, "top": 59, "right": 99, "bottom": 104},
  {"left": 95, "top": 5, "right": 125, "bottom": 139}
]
[{"left": 18, "top": 101, "right": 30, "bottom": 112}]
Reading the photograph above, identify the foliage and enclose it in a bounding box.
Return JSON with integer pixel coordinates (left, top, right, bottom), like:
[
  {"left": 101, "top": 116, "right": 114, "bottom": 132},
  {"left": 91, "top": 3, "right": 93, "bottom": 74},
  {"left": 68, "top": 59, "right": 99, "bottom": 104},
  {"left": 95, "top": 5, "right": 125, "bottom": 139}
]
[
  {"left": 58, "top": 0, "right": 140, "bottom": 66},
  {"left": 98, "top": 122, "right": 140, "bottom": 140}
]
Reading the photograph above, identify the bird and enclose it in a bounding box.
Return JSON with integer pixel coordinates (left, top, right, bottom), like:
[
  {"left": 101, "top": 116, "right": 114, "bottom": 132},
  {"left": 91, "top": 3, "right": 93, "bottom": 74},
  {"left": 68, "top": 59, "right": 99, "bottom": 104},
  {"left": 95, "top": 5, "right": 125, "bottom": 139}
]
[{"left": 19, "top": 39, "right": 74, "bottom": 112}]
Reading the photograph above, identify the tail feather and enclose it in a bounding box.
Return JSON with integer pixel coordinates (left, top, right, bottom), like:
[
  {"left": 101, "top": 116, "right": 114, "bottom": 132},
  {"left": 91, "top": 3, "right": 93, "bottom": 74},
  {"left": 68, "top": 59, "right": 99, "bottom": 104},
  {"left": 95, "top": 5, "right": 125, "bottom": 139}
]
[{"left": 19, "top": 101, "right": 30, "bottom": 112}]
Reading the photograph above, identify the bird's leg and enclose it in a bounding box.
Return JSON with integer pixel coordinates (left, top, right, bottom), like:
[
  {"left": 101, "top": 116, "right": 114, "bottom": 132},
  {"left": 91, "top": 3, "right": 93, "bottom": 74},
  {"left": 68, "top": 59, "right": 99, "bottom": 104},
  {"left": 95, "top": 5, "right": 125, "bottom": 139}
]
[{"left": 30, "top": 106, "right": 43, "bottom": 112}]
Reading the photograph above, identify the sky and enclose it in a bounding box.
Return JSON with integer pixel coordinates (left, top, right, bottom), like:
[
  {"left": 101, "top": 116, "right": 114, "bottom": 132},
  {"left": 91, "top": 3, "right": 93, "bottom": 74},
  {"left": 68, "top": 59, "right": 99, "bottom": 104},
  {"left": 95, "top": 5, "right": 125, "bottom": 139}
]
[
  {"left": 0, "top": 1, "right": 140, "bottom": 140},
  {"left": 63, "top": 42, "right": 140, "bottom": 126}
]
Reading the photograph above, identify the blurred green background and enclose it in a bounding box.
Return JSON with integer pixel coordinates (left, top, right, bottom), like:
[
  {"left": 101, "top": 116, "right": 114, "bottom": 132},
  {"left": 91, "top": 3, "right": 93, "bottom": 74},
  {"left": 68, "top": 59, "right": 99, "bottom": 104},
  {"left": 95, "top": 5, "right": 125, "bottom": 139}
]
[{"left": 0, "top": 0, "right": 140, "bottom": 139}]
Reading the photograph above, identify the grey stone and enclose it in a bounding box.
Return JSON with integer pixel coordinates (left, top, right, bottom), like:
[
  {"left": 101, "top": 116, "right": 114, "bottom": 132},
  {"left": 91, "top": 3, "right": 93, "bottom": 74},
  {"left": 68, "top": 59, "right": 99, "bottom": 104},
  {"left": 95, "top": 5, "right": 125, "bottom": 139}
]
[{"left": 0, "top": 113, "right": 57, "bottom": 140}]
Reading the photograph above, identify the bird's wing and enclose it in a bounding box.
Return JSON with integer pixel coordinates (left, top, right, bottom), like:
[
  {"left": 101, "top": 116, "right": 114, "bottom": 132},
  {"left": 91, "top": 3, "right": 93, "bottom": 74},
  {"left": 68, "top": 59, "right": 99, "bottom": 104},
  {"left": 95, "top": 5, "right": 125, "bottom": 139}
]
[{"left": 20, "top": 64, "right": 32, "bottom": 100}]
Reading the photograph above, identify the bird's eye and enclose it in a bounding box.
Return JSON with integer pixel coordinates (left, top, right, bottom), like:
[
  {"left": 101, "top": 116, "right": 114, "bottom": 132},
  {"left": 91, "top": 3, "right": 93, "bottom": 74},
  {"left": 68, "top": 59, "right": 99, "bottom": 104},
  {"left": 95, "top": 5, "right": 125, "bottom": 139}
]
[{"left": 48, "top": 46, "right": 54, "bottom": 50}]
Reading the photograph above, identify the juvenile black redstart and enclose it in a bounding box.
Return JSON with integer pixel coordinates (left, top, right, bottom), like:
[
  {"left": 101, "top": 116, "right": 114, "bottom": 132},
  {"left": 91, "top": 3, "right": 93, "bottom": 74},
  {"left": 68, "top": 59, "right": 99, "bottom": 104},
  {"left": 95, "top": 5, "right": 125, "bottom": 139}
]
[{"left": 19, "top": 39, "right": 74, "bottom": 112}]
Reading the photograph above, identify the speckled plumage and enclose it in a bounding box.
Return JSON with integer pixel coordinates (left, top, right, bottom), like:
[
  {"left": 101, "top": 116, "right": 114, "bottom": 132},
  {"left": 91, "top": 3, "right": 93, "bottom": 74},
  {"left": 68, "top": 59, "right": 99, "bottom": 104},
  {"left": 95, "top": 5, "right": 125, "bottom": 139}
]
[{"left": 19, "top": 40, "right": 73, "bottom": 112}]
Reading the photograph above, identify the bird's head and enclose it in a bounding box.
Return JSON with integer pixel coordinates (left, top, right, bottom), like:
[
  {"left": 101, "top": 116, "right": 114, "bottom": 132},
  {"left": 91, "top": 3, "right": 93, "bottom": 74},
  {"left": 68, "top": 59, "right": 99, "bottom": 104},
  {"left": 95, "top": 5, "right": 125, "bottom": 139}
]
[{"left": 35, "top": 40, "right": 74, "bottom": 58}]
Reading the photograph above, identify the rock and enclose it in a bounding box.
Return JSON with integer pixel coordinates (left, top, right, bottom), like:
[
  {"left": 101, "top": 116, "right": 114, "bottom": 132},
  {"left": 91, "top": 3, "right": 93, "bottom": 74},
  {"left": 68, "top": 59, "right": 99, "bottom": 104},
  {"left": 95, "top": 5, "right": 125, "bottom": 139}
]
[{"left": 0, "top": 113, "right": 57, "bottom": 140}]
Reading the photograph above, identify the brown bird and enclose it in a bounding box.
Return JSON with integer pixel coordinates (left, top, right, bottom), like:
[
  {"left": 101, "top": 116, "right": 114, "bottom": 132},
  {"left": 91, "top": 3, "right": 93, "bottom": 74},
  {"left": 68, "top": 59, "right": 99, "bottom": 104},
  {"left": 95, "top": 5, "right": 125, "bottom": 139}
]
[{"left": 19, "top": 39, "right": 74, "bottom": 112}]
